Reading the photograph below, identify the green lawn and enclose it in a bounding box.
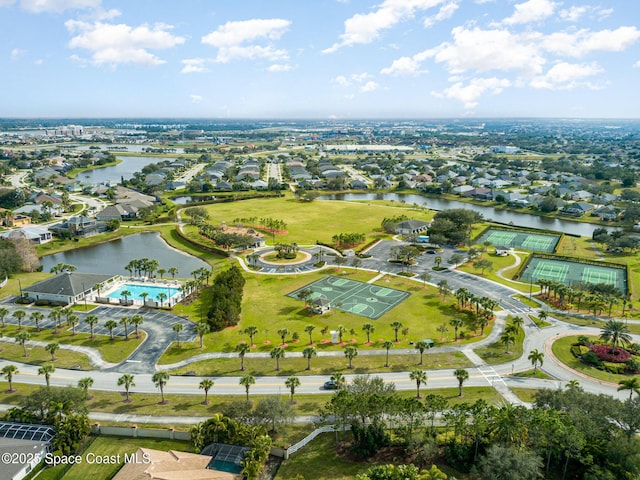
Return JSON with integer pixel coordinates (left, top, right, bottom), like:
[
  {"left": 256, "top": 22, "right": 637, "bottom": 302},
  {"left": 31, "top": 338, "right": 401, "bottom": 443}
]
[
  {"left": 514, "top": 294, "right": 541, "bottom": 308},
  {"left": 1, "top": 382, "right": 504, "bottom": 419},
  {"left": 511, "top": 387, "right": 541, "bottom": 403},
  {"left": 159, "top": 270, "right": 493, "bottom": 364},
  {"left": 513, "top": 368, "right": 553, "bottom": 380},
  {"left": 198, "top": 195, "right": 433, "bottom": 246},
  {"left": 0, "top": 340, "right": 93, "bottom": 370},
  {"left": 38, "top": 436, "right": 191, "bottom": 480},
  {"left": 475, "top": 328, "right": 525, "bottom": 365},
  {"left": 0, "top": 324, "right": 145, "bottom": 364},
  {"left": 551, "top": 312, "right": 640, "bottom": 334},
  {"left": 456, "top": 251, "right": 534, "bottom": 294},
  {"left": 170, "top": 352, "right": 472, "bottom": 376}
]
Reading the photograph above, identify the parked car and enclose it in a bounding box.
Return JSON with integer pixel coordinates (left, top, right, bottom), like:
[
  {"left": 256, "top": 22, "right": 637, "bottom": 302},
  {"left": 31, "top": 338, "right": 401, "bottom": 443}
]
[{"left": 323, "top": 380, "right": 338, "bottom": 390}]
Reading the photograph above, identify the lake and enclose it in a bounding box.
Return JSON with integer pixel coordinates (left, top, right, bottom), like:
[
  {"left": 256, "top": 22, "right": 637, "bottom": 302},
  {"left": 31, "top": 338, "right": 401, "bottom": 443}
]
[
  {"left": 319, "top": 193, "right": 620, "bottom": 237},
  {"left": 40, "top": 232, "right": 209, "bottom": 276},
  {"left": 78, "top": 156, "right": 177, "bottom": 185}
]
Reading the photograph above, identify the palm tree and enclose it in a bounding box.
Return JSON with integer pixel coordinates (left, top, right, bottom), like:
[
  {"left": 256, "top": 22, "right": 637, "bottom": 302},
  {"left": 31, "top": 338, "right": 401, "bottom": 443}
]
[
  {"left": 618, "top": 377, "right": 640, "bottom": 400},
  {"left": 302, "top": 346, "right": 317, "bottom": 370},
  {"left": 77, "top": 377, "right": 94, "bottom": 399},
  {"left": 528, "top": 349, "right": 544, "bottom": 374},
  {"left": 362, "top": 323, "right": 375, "bottom": 344},
  {"left": 244, "top": 325, "right": 259, "bottom": 346},
  {"left": 152, "top": 371, "right": 170, "bottom": 404},
  {"left": 30, "top": 311, "right": 44, "bottom": 332},
  {"left": 45, "top": 342, "right": 59, "bottom": 361},
  {"left": 157, "top": 268, "right": 167, "bottom": 279},
  {"left": 38, "top": 363, "right": 55, "bottom": 387},
  {"left": 0, "top": 307, "right": 8, "bottom": 327},
  {"left": 277, "top": 328, "right": 290, "bottom": 346},
  {"left": 236, "top": 343, "right": 250, "bottom": 371},
  {"left": 139, "top": 292, "right": 149, "bottom": 304},
  {"left": 382, "top": 340, "right": 394, "bottom": 367},
  {"left": 511, "top": 316, "right": 525, "bottom": 332},
  {"left": 454, "top": 368, "right": 469, "bottom": 397},
  {"left": 420, "top": 272, "right": 431, "bottom": 287},
  {"left": 120, "top": 289, "right": 132, "bottom": 305},
  {"left": 12, "top": 310, "right": 26, "bottom": 329},
  {"left": 105, "top": 319, "right": 118, "bottom": 340},
  {"left": 270, "top": 346, "right": 286, "bottom": 371},
  {"left": 130, "top": 314, "right": 144, "bottom": 339},
  {"left": 538, "top": 310, "right": 548, "bottom": 323},
  {"left": 118, "top": 374, "right": 136, "bottom": 403},
  {"left": 285, "top": 375, "right": 301, "bottom": 403},
  {"left": 85, "top": 314, "right": 99, "bottom": 338},
  {"left": 415, "top": 340, "right": 430, "bottom": 365},
  {"left": 344, "top": 345, "right": 358, "bottom": 369},
  {"left": 49, "top": 307, "right": 63, "bottom": 332},
  {"left": 199, "top": 379, "right": 214, "bottom": 405},
  {"left": 15, "top": 331, "right": 30, "bottom": 357},
  {"left": 195, "top": 321, "right": 209, "bottom": 348},
  {"left": 2, "top": 365, "right": 18, "bottom": 392},
  {"left": 172, "top": 323, "right": 184, "bottom": 347},
  {"left": 390, "top": 321, "right": 403, "bottom": 342},
  {"left": 600, "top": 319, "right": 632, "bottom": 354},
  {"left": 409, "top": 369, "right": 427, "bottom": 398},
  {"left": 501, "top": 331, "right": 516, "bottom": 354},
  {"left": 304, "top": 325, "right": 315, "bottom": 345},
  {"left": 450, "top": 318, "right": 464, "bottom": 342},
  {"left": 337, "top": 325, "right": 347, "bottom": 344},
  {"left": 67, "top": 313, "right": 79, "bottom": 335},
  {"left": 329, "top": 373, "right": 345, "bottom": 392},
  {"left": 239, "top": 374, "right": 255, "bottom": 402},
  {"left": 119, "top": 316, "right": 130, "bottom": 340},
  {"left": 168, "top": 266, "right": 179, "bottom": 279}
]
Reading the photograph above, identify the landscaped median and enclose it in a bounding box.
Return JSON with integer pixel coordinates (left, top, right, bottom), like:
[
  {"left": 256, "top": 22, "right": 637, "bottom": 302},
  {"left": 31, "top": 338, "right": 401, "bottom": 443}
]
[
  {"left": 551, "top": 334, "right": 640, "bottom": 384},
  {"left": 0, "top": 324, "right": 146, "bottom": 366}
]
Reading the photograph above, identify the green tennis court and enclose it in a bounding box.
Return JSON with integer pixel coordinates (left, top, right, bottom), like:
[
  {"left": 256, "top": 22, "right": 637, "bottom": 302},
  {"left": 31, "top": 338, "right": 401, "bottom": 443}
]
[
  {"left": 478, "top": 228, "right": 560, "bottom": 253},
  {"left": 520, "top": 257, "right": 627, "bottom": 294},
  {"left": 287, "top": 275, "right": 410, "bottom": 319}
]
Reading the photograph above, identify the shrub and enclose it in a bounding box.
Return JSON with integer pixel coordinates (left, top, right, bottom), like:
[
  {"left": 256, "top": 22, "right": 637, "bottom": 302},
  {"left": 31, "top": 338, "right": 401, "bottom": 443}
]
[
  {"left": 603, "top": 362, "right": 626, "bottom": 375},
  {"left": 34, "top": 299, "right": 50, "bottom": 306},
  {"left": 581, "top": 351, "right": 602, "bottom": 367},
  {"left": 625, "top": 358, "right": 640, "bottom": 373},
  {"left": 590, "top": 344, "right": 632, "bottom": 363}
]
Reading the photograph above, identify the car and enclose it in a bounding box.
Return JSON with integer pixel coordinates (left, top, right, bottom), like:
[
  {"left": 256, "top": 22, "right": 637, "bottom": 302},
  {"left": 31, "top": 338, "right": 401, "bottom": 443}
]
[
  {"left": 323, "top": 380, "right": 338, "bottom": 390},
  {"left": 426, "top": 250, "right": 437, "bottom": 254}
]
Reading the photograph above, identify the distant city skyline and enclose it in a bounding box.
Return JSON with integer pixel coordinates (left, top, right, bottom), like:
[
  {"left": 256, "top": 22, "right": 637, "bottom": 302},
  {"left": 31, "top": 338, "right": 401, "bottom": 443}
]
[{"left": 1, "top": 0, "right": 640, "bottom": 118}]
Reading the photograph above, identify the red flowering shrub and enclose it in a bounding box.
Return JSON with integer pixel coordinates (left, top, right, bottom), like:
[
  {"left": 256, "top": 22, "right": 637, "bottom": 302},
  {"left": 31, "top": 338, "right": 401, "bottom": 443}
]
[{"left": 590, "top": 344, "right": 632, "bottom": 363}]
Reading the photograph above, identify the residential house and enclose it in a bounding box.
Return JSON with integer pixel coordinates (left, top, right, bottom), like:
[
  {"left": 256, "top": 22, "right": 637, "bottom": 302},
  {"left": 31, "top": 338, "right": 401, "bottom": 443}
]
[
  {"left": 395, "top": 219, "right": 430, "bottom": 235},
  {"left": 0, "top": 226, "right": 52, "bottom": 245}
]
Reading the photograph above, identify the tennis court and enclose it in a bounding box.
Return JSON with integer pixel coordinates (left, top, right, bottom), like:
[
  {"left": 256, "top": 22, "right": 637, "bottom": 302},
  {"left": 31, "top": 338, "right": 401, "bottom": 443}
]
[
  {"left": 520, "top": 256, "right": 627, "bottom": 294},
  {"left": 478, "top": 228, "right": 560, "bottom": 253},
  {"left": 287, "top": 275, "right": 410, "bottom": 319}
]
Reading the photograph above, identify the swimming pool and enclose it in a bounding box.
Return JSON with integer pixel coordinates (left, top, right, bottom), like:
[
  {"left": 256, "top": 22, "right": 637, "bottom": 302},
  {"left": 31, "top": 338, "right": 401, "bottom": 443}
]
[{"left": 107, "top": 283, "right": 180, "bottom": 301}]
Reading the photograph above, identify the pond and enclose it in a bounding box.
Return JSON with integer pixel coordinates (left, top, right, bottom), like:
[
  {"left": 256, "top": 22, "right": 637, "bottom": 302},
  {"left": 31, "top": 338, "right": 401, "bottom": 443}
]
[
  {"left": 78, "top": 155, "right": 177, "bottom": 185},
  {"left": 40, "top": 232, "right": 209, "bottom": 276},
  {"left": 171, "top": 195, "right": 216, "bottom": 205},
  {"left": 319, "top": 193, "right": 620, "bottom": 237}
]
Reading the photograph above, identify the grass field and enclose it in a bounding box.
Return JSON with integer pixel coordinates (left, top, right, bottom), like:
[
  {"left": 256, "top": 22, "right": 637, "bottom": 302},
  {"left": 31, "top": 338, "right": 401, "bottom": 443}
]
[
  {"left": 198, "top": 195, "right": 434, "bottom": 245},
  {"left": 457, "top": 251, "right": 535, "bottom": 293},
  {"left": 475, "top": 329, "right": 525, "bottom": 365},
  {"left": 0, "top": 382, "right": 504, "bottom": 419},
  {"left": 510, "top": 387, "right": 542, "bottom": 403},
  {"left": 0, "top": 324, "right": 145, "bottom": 364},
  {"left": 0, "top": 340, "right": 93, "bottom": 370},
  {"left": 170, "top": 352, "right": 472, "bottom": 376},
  {"left": 159, "top": 270, "right": 491, "bottom": 364}
]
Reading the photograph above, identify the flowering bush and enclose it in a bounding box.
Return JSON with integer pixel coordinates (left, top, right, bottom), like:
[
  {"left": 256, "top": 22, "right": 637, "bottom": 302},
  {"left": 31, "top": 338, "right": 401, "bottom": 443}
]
[{"left": 590, "top": 344, "right": 632, "bottom": 363}]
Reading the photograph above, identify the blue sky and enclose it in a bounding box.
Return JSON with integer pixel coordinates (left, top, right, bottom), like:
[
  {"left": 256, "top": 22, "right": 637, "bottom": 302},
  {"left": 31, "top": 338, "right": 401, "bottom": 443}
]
[{"left": 2, "top": 0, "right": 640, "bottom": 118}]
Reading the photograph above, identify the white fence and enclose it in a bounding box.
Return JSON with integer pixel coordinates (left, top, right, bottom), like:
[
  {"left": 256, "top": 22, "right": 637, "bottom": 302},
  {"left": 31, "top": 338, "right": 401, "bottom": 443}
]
[{"left": 285, "top": 424, "right": 351, "bottom": 457}]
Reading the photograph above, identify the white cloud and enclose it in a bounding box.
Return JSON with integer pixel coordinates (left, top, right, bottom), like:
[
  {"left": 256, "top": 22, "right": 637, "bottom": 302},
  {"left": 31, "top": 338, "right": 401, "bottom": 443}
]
[
  {"left": 21, "top": 0, "right": 100, "bottom": 13},
  {"left": 432, "top": 77, "right": 511, "bottom": 108},
  {"left": 502, "top": 0, "right": 557, "bottom": 26},
  {"left": 267, "top": 63, "right": 292, "bottom": 72},
  {"left": 181, "top": 58, "right": 209, "bottom": 74},
  {"left": 426, "top": 27, "right": 546, "bottom": 76},
  {"left": 634, "top": 60, "right": 640, "bottom": 68},
  {"left": 542, "top": 26, "right": 640, "bottom": 57},
  {"left": 10, "top": 48, "right": 27, "bottom": 59},
  {"left": 530, "top": 61, "right": 603, "bottom": 89},
  {"left": 360, "top": 80, "right": 380, "bottom": 92},
  {"left": 381, "top": 50, "right": 430, "bottom": 75},
  {"left": 65, "top": 20, "right": 185, "bottom": 67},
  {"left": 334, "top": 75, "right": 351, "bottom": 87},
  {"left": 0, "top": 0, "right": 16, "bottom": 6},
  {"left": 323, "top": 0, "right": 446, "bottom": 53},
  {"left": 560, "top": 5, "right": 613, "bottom": 22},
  {"left": 202, "top": 18, "right": 291, "bottom": 63},
  {"left": 190, "top": 94, "right": 203, "bottom": 104},
  {"left": 423, "top": 1, "right": 459, "bottom": 28}
]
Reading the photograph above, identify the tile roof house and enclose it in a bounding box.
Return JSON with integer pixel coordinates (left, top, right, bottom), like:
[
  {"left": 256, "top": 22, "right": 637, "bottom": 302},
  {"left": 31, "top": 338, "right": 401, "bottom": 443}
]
[{"left": 395, "top": 219, "right": 430, "bottom": 235}]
